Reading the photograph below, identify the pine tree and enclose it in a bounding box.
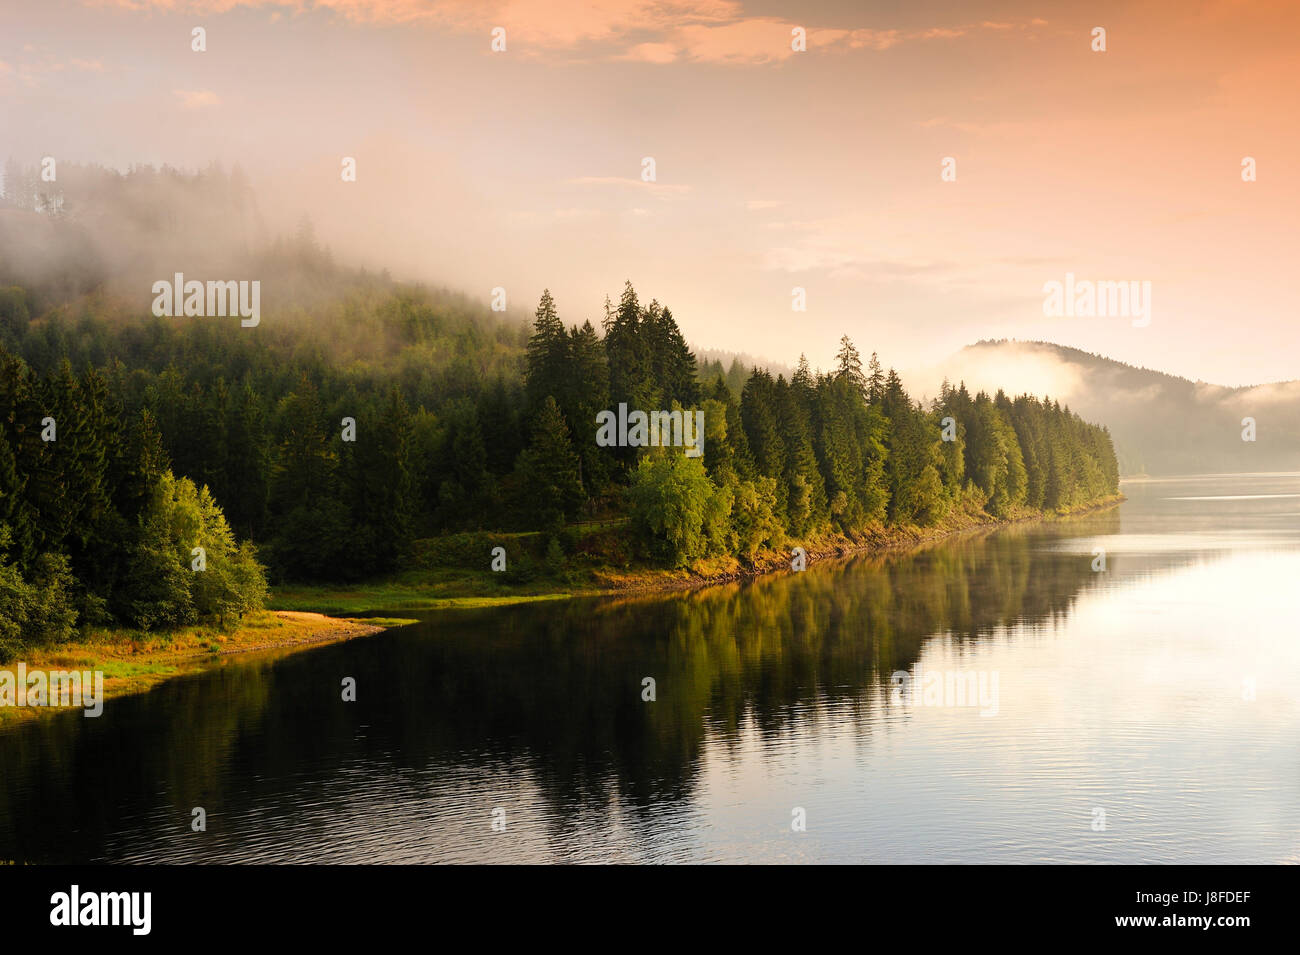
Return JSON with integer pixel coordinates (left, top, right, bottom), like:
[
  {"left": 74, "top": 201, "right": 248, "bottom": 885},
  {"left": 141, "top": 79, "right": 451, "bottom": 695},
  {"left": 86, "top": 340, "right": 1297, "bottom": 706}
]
[
  {"left": 266, "top": 378, "right": 351, "bottom": 580},
  {"left": 566, "top": 320, "right": 611, "bottom": 496},
  {"left": 773, "top": 373, "right": 828, "bottom": 536},
  {"left": 222, "top": 380, "right": 269, "bottom": 540},
  {"left": 655, "top": 306, "right": 700, "bottom": 407},
  {"left": 479, "top": 374, "right": 524, "bottom": 476},
  {"left": 725, "top": 358, "right": 748, "bottom": 397},
  {"left": 867, "top": 352, "right": 885, "bottom": 404},
  {"left": 605, "top": 281, "right": 655, "bottom": 411},
  {"left": 514, "top": 396, "right": 584, "bottom": 530},
  {"left": 341, "top": 388, "right": 414, "bottom": 575},
  {"left": 836, "top": 336, "right": 866, "bottom": 396},
  {"left": 525, "top": 289, "right": 569, "bottom": 412},
  {"left": 740, "top": 370, "right": 788, "bottom": 521}
]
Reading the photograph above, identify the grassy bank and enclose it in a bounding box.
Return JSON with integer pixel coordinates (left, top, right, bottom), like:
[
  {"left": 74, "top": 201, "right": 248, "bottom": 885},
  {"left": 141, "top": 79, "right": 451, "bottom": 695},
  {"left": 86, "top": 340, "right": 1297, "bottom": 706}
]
[
  {"left": 273, "top": 494, "right": 1126, "bottom": 613},
  {"left": 0, "top": 610, "right": 415, "bottom": 726}
]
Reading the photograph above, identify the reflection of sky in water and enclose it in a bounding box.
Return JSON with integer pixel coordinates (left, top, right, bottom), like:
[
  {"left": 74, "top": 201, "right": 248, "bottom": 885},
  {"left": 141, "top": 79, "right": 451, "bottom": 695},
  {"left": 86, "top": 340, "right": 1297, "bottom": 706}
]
[
  {"left": 692, "top": 476, "right": 1300, "bottom": 863},
  {"left": 1167, "top": 493, "right": 1300, "bottom": 500}
]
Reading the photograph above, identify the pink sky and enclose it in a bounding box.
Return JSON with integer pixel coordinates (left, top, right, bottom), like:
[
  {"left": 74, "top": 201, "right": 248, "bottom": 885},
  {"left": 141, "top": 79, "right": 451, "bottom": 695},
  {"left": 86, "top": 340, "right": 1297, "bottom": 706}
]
[{"left": 2, "top": 0, "right": 1298, "bottom": 386}]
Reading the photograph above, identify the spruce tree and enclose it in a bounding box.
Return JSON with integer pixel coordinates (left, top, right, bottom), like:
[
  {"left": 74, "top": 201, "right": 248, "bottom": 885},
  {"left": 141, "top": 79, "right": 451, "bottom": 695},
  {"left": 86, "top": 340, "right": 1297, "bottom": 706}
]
[
  {"left": 567, "top": 320, "right": 611, "bottom": 496},
  {"left": 836, "top": 336, "right": 868, "bottom": 398},
  {"left": 867, "top": 352, "right": 885, "bottom": 403},
  {"left": 525, "top": 289, "right": 569, "bottom": 412},
  {"left": 514, "top": 396, "right": 584, "bottom": 529}
]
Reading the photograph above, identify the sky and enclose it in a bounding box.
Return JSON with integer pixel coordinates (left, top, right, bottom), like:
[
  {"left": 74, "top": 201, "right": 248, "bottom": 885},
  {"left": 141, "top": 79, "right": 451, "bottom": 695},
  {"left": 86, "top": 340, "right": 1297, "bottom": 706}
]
[{"left": 1, "top": 0, "right": 1297, "bottom": 387}]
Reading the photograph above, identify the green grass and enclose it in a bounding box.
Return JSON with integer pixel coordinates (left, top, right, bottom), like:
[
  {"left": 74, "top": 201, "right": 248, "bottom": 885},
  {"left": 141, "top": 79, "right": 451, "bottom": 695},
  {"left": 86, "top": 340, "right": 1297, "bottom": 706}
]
[
  {"left": 351, "top": 616, "right": 422, "bottom": 628},
  {"left": 269, "top": 578, "right": 576, "bottom": 615},
  {"left": 0, "top": 610, "right": 394, "bottom": 725}
]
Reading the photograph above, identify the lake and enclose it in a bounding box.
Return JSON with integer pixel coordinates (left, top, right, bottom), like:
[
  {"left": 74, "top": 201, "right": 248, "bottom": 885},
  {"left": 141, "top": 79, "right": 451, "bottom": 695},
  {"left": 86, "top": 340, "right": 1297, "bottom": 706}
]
[{"left": 3, "top": 472, "right": 1299, "bottom": 863}]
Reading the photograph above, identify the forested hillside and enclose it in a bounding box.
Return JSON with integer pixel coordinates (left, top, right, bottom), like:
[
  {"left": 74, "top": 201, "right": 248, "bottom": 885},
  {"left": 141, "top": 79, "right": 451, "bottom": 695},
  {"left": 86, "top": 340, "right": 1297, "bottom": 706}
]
[
  {"left": 0, "top": 161, "right": 1120, "bottom": 660},
  {"left": 943, "top": 340, "right": 1300, "bottom": 475},
  {"left": 1, "top": 270, "right": 1118, "bottom": 598}
]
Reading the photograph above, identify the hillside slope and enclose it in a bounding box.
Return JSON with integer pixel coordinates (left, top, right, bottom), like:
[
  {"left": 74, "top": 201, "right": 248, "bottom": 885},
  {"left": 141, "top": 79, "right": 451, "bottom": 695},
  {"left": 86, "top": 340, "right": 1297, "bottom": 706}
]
[{"left": 937, "top": 340, "right": 1300, "bottom": 476}]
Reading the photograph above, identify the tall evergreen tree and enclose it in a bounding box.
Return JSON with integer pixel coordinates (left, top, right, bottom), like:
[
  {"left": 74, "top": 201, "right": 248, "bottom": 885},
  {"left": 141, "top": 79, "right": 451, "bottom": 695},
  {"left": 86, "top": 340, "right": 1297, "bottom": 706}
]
[
  {"left": 836, "top": 336, "right": 866, "bottom": 396},
  {"left": 566, "top": 320, "right": 611, "bottom": 497},
  {"left": 514, "top": 396, "right": 584, "bottom": 529},
  {"left": 525, "top": 289, "right": 569, "bottom": 412},
  {"left": 866, "top": 352, "right": 885, "bottom": 404}
]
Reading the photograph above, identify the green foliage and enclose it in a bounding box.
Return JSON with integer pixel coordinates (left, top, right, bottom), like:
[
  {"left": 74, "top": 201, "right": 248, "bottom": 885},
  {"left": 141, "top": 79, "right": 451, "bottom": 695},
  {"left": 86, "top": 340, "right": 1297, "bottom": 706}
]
[
  {"left": 512, "top": 396, "right": 584, "bottom": 531},
  {"left": 0, "top": 287, "right": 31, "bottom": 346},
  {"left": 543, "top": 535, "right": 566, "bottom": 576},
  {"left": 628, "top": 451, "right": 732, "bottom": 567},
  {"left": 0, "top": 526, "right": 77, "bottom": 661},
  {"left": 0, "top": 275, "right": 1120, "bottom": 601},
  {"left": 525, "top": 289, "right": 568, "bottom": 411},
  {"left": 341, "top": 387, "right": 414, "bottom": 571},
  {"left": 726, "top": 475, "right": 785, "bottom": 559},
  {"left": 881, "top": 369, "right": 946, "bottom": 525},
  {"left": 566, "top": 321, "right": 612, "bottom": 495},
  {"left": 0, "top": 350, "right": 268, "bottom": 651},
  {"left": 121, "top": 472, "right": 267, "bottom": 629}
]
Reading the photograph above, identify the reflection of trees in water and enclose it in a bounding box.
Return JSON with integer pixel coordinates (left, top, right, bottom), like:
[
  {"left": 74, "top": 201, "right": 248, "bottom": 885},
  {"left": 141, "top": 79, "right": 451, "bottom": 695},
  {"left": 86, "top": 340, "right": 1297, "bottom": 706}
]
[
  {"left": 4, "top": 509, "right": 1173, "bottom": 860},
  {"left": 0, "top": 662, "right": 276, "bottom": 862},
  {"left": 377, "top": 511, "right": 1133, "bottom": 812}
]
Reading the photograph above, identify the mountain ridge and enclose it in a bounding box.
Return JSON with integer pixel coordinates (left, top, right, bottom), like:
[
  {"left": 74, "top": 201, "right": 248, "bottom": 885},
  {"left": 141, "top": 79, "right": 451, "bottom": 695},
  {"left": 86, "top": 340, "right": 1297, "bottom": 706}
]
[{"left": 939, "top": 340, "right": 1300, "bottom": 476}]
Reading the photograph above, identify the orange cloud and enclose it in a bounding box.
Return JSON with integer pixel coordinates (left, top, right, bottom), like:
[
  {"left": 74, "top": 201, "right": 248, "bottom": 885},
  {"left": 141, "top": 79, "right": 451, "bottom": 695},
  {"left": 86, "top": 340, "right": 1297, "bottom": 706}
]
[{"left": 87, "top": 1, "right": 1043, "bottom": 64}]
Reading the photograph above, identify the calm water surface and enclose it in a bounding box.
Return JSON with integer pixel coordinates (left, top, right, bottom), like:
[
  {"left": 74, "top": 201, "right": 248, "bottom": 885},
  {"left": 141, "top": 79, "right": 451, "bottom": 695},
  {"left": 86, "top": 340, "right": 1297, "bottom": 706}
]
[{"left": 3, "top": 473, "right": 1299, "bottom": 863}]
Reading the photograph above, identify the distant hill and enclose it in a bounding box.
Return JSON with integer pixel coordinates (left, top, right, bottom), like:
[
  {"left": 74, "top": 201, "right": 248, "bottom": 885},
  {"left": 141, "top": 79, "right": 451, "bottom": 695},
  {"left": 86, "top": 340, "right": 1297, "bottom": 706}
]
[
  {"left": 932, "top": 340, "right": 1300, "bottom": 476},
  {"left": 694, "top": 348, "right": 795, "bottom": 398}
]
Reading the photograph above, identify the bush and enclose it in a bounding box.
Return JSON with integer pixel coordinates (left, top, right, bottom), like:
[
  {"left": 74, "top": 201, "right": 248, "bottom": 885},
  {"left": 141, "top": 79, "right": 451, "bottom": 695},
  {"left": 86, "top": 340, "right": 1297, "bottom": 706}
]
[
  {"left": 0, "top": 528, "right": 78, "bottom": 661},
  {"left": 543, "top": 536, "right": 566, "bottom": 576},
  {"left": 115, "top": 472, "right": 269, "bottom": 629},
  {"left": 628, "top": 451, "right": 732, "bottom": 568}
]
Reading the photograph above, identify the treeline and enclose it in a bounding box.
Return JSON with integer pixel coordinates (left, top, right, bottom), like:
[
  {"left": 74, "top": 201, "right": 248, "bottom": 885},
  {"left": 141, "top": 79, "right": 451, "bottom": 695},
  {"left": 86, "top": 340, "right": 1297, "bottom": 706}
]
[
  {"left": 546, "top": 283, "right": 1118, "bottom": 563},
  {"left": 0, "top": 274, "right": 1118, "bottom": 619},
  {"left": 516, "top": 282, "right": 1119, "bottom": 565}
]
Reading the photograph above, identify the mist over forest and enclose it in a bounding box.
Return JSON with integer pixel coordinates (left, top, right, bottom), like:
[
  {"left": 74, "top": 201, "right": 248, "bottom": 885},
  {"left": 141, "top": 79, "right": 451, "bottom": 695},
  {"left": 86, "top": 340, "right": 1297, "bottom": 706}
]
[
  {"left": 934, "top": 340, "right": 1300, "bottom": 476},
  {"left": 4, "top": 160, "right": 1284, "bottom": 483},
  {"left": 0, "top": 158, "right": 1120, "bottom": 660}
]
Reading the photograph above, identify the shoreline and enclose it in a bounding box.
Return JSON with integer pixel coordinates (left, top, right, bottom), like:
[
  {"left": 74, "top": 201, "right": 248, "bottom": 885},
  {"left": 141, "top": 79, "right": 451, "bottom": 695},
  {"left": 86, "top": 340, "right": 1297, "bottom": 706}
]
[
  {"left": 585, "top": 494, "right": 1127, "bottom": 596},
  {"left": 272, "top": 494, "right": 1126, "bottom": 612},
  {"left": 0, "top": 611, "right": 409, "bottom": 727},
  {"left": 2, "top": 495, "right": 1123, "bottom": 724}
]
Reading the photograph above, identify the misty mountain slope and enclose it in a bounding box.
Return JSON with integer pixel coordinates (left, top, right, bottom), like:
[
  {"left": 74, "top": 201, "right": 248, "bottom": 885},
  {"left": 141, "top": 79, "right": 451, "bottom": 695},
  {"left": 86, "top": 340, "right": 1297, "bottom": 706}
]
[{"left": 937, "top": 340, "right": 1300, "bottom": 476}]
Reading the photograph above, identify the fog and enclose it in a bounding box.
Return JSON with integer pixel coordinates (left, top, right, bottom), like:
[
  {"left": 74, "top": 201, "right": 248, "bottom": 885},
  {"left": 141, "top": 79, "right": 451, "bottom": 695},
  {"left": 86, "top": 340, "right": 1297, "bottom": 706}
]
[
  {"left": 5, "top": 159, "right": 1299, "bottom": 478},
  {"left": 926, "top": 340, "right": 1300, "bottom": 476}
]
